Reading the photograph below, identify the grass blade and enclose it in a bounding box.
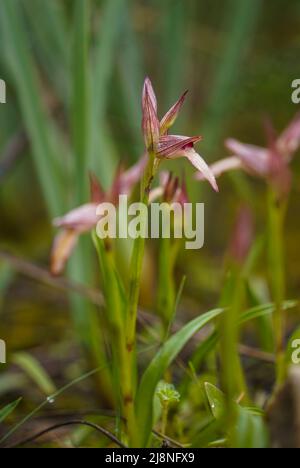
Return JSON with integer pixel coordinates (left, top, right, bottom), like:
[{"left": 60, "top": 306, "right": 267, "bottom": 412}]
[
  {"left": 0, "top": 398, "right": 22, "bottom": 424},
  {"left": 0, "top": 0, "right": 65, "bottom": 216},
  {"left": 12, "top": 353, "right": 57, "bottom": 396}
]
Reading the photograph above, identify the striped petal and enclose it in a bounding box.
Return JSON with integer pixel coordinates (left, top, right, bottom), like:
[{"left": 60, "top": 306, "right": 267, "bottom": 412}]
[
  {"left": 157, "top": 135, "right": 202, "bottom": 158},
  {"left": 184, "top": 148, "right": 219, "bottom": 192},
  {"left": 160, "top": 91, "right": 188, "bottom": 135}
]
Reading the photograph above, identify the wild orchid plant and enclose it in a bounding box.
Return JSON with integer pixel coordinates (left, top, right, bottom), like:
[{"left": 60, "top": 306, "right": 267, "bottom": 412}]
[
  {"left": 198, "top": 115, "right": 300, "bottom": 391},
  {"left": 51, "top": 77, "right": 218, "bottom": 447}
]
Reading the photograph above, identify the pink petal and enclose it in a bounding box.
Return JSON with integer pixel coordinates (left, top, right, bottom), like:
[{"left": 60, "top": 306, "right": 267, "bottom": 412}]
[
  {"left": 195, "top": 157, "right": 242, "bottom": 180},
  {"left": 149, "top": 187, "right": 164, "bottom": 203},
  {"left": 157, "top": 135, "right": 202, "bottom": 158},
  {"left": 277, "top": 113, "right": 300, "bottom": 159},
  {"left": 225, "top": 138, "right": 269, "bottom": 177},
  {"left": 142, "top": 88, "right": 160, "bottom": 152},
  {"left": 51, "top": 229, "right": 79, "bottom": 276},
  {"left": 184, "top": 148, "right": 219, "bottom": 192},
  {"left": 160, "top": 91, "right": 188, "bottom": 135},
  {"left": 89, "top": 172, "right": 105, "bottom": 203},
  {"left": 53, "top": 203, "right": 98, "bottom": 232},
  {"left": 143, "top": 77, "right": 157, "bottom": 114}
]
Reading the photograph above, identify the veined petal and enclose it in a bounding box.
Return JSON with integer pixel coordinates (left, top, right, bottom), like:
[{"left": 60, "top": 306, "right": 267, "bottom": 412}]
[
  {"left": 195, "top": 156, "right": 243, "bottom": 180},
  {"left": 157, "top": 135, "right": 202, "bottom": 158},
  {"left": 53, "top": 203, "right": 98, "bottom": 232},
  {"left": 51, "top": 229, "right": 78, "bottom": 276},
  {"left": 225, "top": 138, "right": 269, "bottom": 177},
  {"left": 184, "top": 148, "right": 219, "bottom": 192},
  {"left": 160, "top": 91, "right": 188, "bottom": 135},
  {"left": 143, "top": 77, "right": 157, "bottom": 114},
  {"left": 142, "top": 92, "right": 160, "bottom": 152},
  {"left": 142, "top": 78, "right": 160, "bottom": 152},
  {"left": 277, "top": 113, "right": 300, "bottom": 159}
]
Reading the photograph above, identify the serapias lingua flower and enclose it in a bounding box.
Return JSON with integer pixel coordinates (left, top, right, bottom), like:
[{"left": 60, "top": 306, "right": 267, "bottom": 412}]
[
  {"left": 142, "top": 77, "right": 218, "bottom": 192},
  {"left": 51, "top": 156, "right": 146, "bottom": 275},
  {"left": 195, "top": 114, "right": 300, "bottom": 196}
]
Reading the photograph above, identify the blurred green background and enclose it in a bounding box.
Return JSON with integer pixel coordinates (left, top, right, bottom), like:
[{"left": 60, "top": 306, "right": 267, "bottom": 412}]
[{"left": 0, "top": 0, "right": 299, "bottom": 434}]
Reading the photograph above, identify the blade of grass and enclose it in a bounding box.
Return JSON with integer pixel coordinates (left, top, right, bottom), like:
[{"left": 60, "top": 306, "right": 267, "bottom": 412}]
[
  {"left": 71, "top": 0, "right": 90, "bottom": 203},
  {"left": 0, "top": 398, "right": 22, "bottom": 424},
  {"left": 0, "top": 366, "right": 106, "bottom": 445},
  {"left": 0, "top": 0, "right": 65, "bottom": 216},
  {"left": 201, "top": 0, "right": 261, "bottom": 153},
  {"left": 89, "top": 0, "right": 126, "bottom": 180},
  {"left": 12, "top": 353, "right": 57, "bottom": 396},
  {"left": 21, "top": 0, "right": 69, "bottom": 104}
]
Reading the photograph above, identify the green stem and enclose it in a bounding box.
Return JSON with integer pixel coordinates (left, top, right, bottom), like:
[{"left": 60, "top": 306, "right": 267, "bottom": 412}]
[
  {"left": 161, "top": 402, "right": 169, "bottom": 436},
  {"left": 123, "top": 152, "right": 156, "bottom": 446},
  {"left": 157, "top": 234, "right": 177, "bottom": 338},
  {"left": 267, "top": 188, "right": 287, "bottom": 388}
]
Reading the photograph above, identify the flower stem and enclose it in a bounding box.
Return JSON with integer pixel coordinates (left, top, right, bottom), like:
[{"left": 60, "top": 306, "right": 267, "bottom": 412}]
[
  {"left": 123, "top": 151, "right": 156, "bottom": 446},
  {"left": 267, "top": 188, "right": 287, "bottom": 389}
]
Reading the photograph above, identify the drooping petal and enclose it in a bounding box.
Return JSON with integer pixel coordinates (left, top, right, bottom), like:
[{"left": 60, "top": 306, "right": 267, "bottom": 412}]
[
  {"left": 53, "top": 203, "right": 98, "bottom": 232},
  {"left": 225, "top": 138, "right": 269, "bottom": 177},
  {"left": 195, "top": 156, "right": 242, "bottom": 180},
  {"left": 160, "top": 91, "right": 188, "bottom": 135},
  {"left": 184, "top": 148, "right": 219, "bottom": 192},
  {"left": 277, "top": 113, "right": 300, "bottom": 159},
  {"left": 157, "top": 135, "right": 202, "bottom": 158},
  {"left": 51, "top": 229, "right": 79, "bottom": 276},
  {"left": 142, "top": 78, "right": 160, "bottom": 152}
]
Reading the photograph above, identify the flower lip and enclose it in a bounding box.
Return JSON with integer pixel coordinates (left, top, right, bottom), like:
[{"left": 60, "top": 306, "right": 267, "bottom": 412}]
[{"left": 157, "top": 135, "right": 203, "bottom": 158}]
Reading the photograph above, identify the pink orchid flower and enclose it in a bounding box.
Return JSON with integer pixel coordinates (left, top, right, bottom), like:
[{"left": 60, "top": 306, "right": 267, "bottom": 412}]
[
  {"left": 149, "top": 171, "right": 188, "bottom": 206},
  {"left": 51, "top": 156, "right": 146, "bottom": 275},
  {"left": 142, "top": 77, "right": 218, "bottom": 192},
  {"left": 196, "top": 114, "right": 300, "bottom": 195}
]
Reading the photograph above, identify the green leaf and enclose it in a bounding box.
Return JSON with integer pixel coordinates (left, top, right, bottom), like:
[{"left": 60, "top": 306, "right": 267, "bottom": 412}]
[
  {"left": 135, "top": 308, "right": 223, "bottom": 447},
  {"left": 0, "top": 398, "right": 22, "bottom": 423},
  {"left": 204, "top": 383, "right": 269, "bottom": 448},
  {"left": 13, "top": 353, "right": 57, "bottom": 396},
  {"left": 71, "top": 0, "right": 90, "bottom": 203},
  {"left": 204, "top": 382, "right": 226, "bottom": 420}
]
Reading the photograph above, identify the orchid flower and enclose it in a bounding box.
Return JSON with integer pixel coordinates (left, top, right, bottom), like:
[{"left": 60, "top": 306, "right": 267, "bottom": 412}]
[
  {"left": 149, "top": 171, "right": 188, "bottom": 206},
  {"left": 142, "top": 78, "right": 218, "bottom": 192},
  {"left": 51, "top": 156, "right": 146, "bottom": 275},
  {"left": 196, "top": 114, "right": 300, "bottom": 195}
]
